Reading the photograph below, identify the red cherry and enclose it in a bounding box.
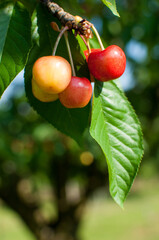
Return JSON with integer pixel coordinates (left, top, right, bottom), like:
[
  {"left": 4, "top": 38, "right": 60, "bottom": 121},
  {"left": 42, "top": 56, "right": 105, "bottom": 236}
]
[
  {"left": 84, "top": 48, "right": 101, "bottom": 62},
  {"left": 88, "top": 45, "right": 126, "bottom": 81},
  {"left": 59, "top": 76, "right": 92, "bottom": 108}
]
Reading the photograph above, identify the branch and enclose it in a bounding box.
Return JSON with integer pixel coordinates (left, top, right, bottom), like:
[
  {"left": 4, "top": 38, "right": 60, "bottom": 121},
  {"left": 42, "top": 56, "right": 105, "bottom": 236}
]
[
  {"left": 40, "top": 0, "right": 92, "bottom": 38},
  {"left": 40, "top": 0, "right": 74, "bottom": 25}
]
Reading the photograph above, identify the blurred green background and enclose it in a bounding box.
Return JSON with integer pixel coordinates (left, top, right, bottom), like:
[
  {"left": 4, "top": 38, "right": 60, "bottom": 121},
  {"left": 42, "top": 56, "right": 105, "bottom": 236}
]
[{"left": 0, "top": 0, "right": 159, "bottom": 239}]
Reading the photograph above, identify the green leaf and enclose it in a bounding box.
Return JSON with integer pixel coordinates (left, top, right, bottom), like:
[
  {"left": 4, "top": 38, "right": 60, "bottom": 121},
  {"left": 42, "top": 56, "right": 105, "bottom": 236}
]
[
  {"left": 18, "top": 0, "right": 37, "bottom": 14},
  {"left": 101, "top": 0, "right": 120, "bottom": 17},
  {"left": 90, "top": 81, "right": 143, "bottom": 207},
  {"left": 24, "top": 6, "right": 91, "bottom": 145},
  {"left": 0, "top": 2, "right": 31, "bottom": 97},
  {"left": 0, "top": 3, "right": 13, "bottom": 62}
]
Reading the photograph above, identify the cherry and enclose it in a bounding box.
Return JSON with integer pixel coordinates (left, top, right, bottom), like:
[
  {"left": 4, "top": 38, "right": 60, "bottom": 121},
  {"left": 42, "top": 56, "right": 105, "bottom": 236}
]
[
  {"left": 88, "top": 45, "right": 126, "bottom": 81},
  {"left": 32, "top": 56, "right": 72, "bottom": 94},
  {"left": 84, "top": 49, "right": 101, "bottom": 62},
  {"left": 59, "top": 76, "right": 92, "bottom": 108},
  {"left": 32, "top": 78, "right": 58, "bottom": 102}
]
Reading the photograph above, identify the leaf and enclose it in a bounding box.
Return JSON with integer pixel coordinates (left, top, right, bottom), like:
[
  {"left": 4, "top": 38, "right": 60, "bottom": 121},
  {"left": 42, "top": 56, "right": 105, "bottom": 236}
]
[
  {"left": 90, "top": 81, "right": 143, "bottom": 207},
  {"left": 101, "top": 0, "right": 120, "bottom": 17},
  {"left": 0, "top": 3, "right": 13, "bottom": 62},
  {"left": 0, "top": 2, "right": 31, "bottom": 97},
  {"left": 24, "top": 6, "right": 91, "bottom": 145},
  {"left": 18, "top": 0, "right": 37, "bottom": 14}
]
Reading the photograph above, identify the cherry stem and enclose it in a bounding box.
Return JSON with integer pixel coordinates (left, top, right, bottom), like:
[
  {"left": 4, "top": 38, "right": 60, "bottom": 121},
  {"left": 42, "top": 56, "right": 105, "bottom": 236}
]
[
  {"left": 64, "top": 31, "right": 76, "bottom": 77},
  {"left": 79, "top": 34, "right": 91, "bottom": 54},
  {"left": 86, "top": 38, "right": 91, "bottom": 51},
  {"left": 52, "top": 26, "right": 69, "bottom": 56},
  {"left": 91, "top": 24, "right": 105, "bottom": 51}
]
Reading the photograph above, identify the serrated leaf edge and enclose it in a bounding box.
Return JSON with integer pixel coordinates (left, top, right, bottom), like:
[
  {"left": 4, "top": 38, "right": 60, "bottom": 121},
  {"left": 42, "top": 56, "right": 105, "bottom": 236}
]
[{"left": 90, "top": 81, "right": 144, "bottom": 207}]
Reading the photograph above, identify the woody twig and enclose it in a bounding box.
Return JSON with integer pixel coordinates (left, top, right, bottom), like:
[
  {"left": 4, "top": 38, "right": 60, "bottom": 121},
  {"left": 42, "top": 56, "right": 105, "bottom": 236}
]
[{"left": 40, "top": 0, "right": 93, "bottom": 38}]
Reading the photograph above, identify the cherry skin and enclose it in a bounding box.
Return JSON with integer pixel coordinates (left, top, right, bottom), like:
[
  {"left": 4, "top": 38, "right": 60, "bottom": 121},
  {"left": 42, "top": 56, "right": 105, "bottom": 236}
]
[
  {"left": 32, "top": 77, "right": 58, "bottom": 102},
  {"left": 59, "top": 76, "right": 92, "bottom": 108},
  {"left": 84, "top": 48, "right": 101, "bottom": 62},
  {"left": 88, "top": 45, "right": 126, "bottom": 81},
  {"left": 83, "top": 49, "right": 102, "bottom": 83},
  {"left": 32, "top": 56, "right": 72, "bottom": 94}
]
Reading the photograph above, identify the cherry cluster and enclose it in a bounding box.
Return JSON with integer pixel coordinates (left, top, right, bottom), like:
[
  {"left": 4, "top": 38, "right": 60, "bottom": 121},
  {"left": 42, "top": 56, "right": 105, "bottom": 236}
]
[
  {"left": 32, "top": 56, "right": 92, "bottom": 108},
  {"left": 32, "top": 22, "right": 126, "bottom": 108}
]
